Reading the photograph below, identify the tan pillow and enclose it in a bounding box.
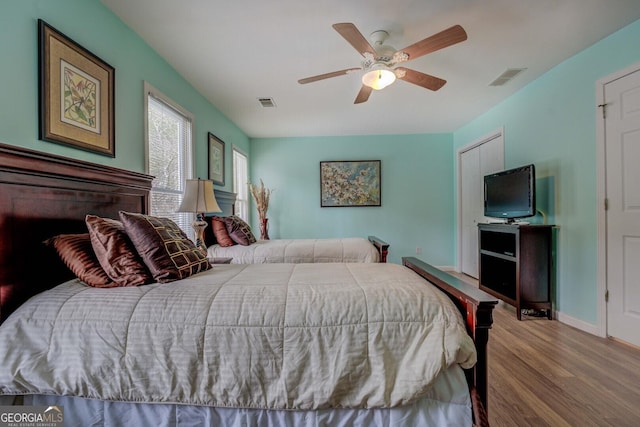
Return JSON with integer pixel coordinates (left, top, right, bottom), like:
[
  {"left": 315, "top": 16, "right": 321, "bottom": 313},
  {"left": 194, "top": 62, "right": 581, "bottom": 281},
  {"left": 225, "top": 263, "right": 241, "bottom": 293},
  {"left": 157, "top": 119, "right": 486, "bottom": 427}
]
[
  {"left": 211, "top": 217, "right": 235, "bottom": 247},
  {"left": 119, "top": 211, "right": 211, "bottom": 283},
  {"left": 85, "top": 215, "right": 153, "bottom": 287},
  {"left": 45, "top": 234, "right": 116, "bottom": 288},
  {"left": 223, "top": 215, "right": 257, "bottom": 246}
]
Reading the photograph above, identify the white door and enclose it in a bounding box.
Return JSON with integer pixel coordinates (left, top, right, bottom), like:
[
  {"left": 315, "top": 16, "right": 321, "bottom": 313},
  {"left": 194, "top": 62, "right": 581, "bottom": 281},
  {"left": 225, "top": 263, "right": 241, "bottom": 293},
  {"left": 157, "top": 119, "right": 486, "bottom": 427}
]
[
  {"left": 459, "top": 132, "right": 504, "bottom": 278},
  {"left": 460, "top": 148, "right": 481, "bottom": 277},
  {"left": 605, "top": 67, "right": 640, "bottom": 346}
]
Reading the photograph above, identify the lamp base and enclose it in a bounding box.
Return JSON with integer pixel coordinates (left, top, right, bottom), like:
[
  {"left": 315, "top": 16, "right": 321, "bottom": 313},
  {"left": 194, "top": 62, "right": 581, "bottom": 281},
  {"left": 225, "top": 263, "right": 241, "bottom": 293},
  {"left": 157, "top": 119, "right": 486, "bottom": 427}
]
[{"left": 192, "top": 214, "right": 208, "bottom": 254}]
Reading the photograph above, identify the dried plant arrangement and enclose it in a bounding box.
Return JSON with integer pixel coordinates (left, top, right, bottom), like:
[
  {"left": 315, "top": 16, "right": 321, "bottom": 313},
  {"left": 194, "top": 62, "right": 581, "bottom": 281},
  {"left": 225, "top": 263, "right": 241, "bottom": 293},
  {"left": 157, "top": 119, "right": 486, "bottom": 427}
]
[{"left": 248, "top": 179, "right": 273, "bottom": 220}]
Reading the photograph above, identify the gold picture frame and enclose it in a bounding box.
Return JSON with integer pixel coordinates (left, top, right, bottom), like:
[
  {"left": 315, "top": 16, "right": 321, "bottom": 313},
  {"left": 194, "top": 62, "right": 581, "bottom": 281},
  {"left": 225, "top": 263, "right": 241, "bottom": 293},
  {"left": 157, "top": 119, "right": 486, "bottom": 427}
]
[{"left": 38, "top": 19, "right": 115, "bottom": 157}]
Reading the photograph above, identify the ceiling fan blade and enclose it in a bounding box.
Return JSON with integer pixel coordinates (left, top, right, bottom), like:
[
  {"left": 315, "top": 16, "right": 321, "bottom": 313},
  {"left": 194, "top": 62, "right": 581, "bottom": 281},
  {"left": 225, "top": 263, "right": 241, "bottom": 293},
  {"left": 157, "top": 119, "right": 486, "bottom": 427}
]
[
  {"left": 354, "top": 85, "right": 373, "bottom": 104},
  {"left": 333, "top": 23, "right": 376, "bottom": 57},
  {"left": 298, "top": 68, "right": 361, "bottom": 84},
  {"left": 396, "top": 25, "right": 467, "bottom": 62},
  {"left": 396, "top": 67, "right": 446, "bottom": 91}
]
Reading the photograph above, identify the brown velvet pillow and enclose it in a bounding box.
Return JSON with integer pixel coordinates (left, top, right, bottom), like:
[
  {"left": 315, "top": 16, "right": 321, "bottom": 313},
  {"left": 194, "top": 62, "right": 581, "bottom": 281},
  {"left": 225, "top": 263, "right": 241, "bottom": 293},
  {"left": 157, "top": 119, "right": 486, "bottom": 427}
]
[
  {"left": 85, "top": 215, "right": 153, "bottom": 287},
  {"left": 119, "top": 211, "right": 211, "bottom": 283},
  {"left": 211, "top": 217, "right": 235, "bottom": 247},
  {"left": 45, "top": 233, "right": 116, "bottom": 288},
  {"left": 203, "top": 216, "right": 218, "bottom": 246},
  {"left": 223, "top": 215, "right": 257, "bottom": 246}
]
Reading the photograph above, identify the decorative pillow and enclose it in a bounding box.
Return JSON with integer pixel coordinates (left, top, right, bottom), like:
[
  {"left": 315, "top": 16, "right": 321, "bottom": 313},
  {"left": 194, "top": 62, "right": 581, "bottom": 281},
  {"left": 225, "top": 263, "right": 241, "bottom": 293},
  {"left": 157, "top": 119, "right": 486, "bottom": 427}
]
[
  {"left": 203, "top": 217, "right": 218, "bottom": 246},
  {"left": 119, "top": 211, "right": 211, "bottom": 283},
  {"left": 44, "top": 234, "right": 116, "bottom": 288},
  {"left": 211, "top": 217, "right": 235, "bottom": 247},
  {"left": 85, "top": 215, "right": 153, "bottom": 287},
  {"left": 223, "top": 215, "right": 257, "bottom": 246}
]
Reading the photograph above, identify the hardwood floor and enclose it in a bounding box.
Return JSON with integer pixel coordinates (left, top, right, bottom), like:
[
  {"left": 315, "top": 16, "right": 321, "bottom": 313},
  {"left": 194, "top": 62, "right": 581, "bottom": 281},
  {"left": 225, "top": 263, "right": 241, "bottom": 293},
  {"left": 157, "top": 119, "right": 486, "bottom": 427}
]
[
  {"left": 487, "top": 304, "right": 640, "bottom": 426},
  {"left": 449, "top": 272, "right": 640, "bottom": 426}
]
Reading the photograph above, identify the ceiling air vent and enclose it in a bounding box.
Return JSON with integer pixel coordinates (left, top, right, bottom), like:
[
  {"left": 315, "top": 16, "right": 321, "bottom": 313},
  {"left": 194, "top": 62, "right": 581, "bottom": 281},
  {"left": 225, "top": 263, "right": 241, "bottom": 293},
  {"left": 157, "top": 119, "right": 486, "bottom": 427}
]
[
  {"left": 258, "top": 97, "right": 276, "bottom": 108},
  {"left": 489, "top": 68, "right": 527, "bottom": 87}
]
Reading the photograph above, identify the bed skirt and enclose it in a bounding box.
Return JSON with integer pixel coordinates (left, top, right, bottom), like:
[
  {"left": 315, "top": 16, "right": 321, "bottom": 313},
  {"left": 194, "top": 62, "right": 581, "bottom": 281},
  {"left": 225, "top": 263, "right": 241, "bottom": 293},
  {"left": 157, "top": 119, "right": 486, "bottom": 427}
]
[{"left": 21, "top": 365, "right": 471, "bottom": 427}]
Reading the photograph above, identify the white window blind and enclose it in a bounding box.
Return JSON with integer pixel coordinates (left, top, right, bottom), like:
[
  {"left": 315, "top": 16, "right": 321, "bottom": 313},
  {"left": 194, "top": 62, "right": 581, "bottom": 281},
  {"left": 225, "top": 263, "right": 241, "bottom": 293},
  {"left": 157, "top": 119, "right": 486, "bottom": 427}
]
[
  {"left": 146, "top": 86, "right": 194, "bottom": 237},
  {"left": 233, "top": 148, "right": 249, "bottom": 221}
]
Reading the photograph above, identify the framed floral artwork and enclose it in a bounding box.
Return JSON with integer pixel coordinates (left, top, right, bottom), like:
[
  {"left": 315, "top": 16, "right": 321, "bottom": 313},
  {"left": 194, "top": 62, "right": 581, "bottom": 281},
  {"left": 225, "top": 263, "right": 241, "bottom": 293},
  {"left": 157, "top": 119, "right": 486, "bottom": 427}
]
[
  {"left": 320, "top": 160, "right": 381, "bottom": 207},
  {"left": 208, "top": 132, "right": 225, "bottom": 185},
  {"left": 38, "top": 20, "right": 115, "bottom": 157}
]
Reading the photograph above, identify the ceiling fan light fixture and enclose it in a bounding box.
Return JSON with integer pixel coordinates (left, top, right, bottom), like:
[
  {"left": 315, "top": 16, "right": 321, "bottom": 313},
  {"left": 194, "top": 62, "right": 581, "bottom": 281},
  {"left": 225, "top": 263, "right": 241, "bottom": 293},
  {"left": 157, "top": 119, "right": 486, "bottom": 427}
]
[
  {"left": 300, "top": 23, "right": 467, "bottom": 102},
  {"left": 362, "top": 63, "right": 396, "bottom": 90}
]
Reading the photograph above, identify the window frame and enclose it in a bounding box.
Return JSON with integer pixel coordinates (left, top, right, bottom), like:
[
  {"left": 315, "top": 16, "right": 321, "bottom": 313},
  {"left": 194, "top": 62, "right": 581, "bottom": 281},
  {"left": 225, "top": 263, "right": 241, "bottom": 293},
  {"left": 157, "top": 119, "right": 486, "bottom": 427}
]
[
  {"left": 143, "top": 81, "right": 196, "bottom": 237},
  {"left": 232, "top": 146, "right": 249, "bottom": 222}
]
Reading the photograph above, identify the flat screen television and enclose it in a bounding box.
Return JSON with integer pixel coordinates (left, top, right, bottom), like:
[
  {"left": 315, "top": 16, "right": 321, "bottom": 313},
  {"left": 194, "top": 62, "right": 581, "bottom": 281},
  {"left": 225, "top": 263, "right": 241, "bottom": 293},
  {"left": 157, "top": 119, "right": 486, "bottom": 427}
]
[{"left": 484, "top": 164, "right": 536, "bottom": 222}]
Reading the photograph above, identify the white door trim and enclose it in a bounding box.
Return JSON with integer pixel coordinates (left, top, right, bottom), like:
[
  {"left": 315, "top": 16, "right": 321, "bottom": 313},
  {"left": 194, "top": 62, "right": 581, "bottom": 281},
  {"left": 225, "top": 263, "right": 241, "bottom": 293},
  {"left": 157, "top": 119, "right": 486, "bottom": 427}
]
[
  {"left": 595, "top": 61, "right": 640, "bottom": 339},
  {"left": 456, "top": 126, "right": 504, "bottom": 272}
]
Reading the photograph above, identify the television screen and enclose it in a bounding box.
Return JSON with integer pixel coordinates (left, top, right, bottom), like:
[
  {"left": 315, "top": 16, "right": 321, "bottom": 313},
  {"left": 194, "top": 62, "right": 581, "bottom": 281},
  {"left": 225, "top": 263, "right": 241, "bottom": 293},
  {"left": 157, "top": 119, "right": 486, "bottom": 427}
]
[{"left": 484, "top": 164, "right": 536, "bottom": 221}]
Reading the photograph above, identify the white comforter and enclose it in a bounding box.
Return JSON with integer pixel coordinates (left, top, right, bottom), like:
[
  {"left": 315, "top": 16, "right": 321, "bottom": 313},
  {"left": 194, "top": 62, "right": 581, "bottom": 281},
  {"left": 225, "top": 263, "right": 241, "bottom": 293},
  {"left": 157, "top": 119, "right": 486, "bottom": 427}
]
[
  {"left": 207, "top": 237, "right": 379, "bottom": 263},
  {"left": 0, "top": 263, "right": 475, "bottom": 410}
]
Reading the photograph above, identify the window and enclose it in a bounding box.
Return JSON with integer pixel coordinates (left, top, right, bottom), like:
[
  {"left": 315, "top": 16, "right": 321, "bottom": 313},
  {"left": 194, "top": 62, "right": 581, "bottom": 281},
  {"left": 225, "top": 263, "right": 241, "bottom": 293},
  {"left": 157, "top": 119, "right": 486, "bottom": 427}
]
[
  {"left": 233, "top": 148, "right": 249, "bottom": 221},
  {"left": 145, "top": 83, "right": 194, "bottom": 237}
]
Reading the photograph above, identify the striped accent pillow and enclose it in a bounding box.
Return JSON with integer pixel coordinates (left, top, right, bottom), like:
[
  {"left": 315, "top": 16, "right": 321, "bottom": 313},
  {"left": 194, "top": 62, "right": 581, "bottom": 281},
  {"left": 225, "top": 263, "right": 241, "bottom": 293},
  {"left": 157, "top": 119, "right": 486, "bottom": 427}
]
[
  {"left": 45, "top": 233, "right": 116, "bottom": 288},
  {"left": 211, "top": 217, "right": 235, "bottom": 247}
]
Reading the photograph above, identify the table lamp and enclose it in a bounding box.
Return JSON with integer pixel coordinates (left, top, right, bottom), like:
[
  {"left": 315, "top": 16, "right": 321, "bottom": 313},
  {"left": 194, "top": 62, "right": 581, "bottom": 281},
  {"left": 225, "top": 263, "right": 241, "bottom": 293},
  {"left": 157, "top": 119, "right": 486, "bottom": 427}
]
[{"left": 177, "top": 179, "right": 222, "bottom": 253}]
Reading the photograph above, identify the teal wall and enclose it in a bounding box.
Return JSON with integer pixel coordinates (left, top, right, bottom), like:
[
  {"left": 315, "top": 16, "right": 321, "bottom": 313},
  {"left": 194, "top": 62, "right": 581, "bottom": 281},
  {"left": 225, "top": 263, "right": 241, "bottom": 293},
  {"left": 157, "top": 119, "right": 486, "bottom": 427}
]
[
  {"left": 3, "top": 1, "right": 640, "bottom": 326},
  {"left": 250, "top": 134, "right": 454, "bottom": 265},
  {"left": 0, "top": 0, "right": 249, "bottom": 191},
  {"left": 454, "top": 19, "right": 640, "bottom": 324}
]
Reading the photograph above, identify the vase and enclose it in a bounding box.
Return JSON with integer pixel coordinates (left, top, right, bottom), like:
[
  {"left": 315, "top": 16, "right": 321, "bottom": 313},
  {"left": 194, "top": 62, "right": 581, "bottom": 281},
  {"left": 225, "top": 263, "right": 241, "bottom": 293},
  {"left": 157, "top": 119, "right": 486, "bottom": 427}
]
[{"left": 260, "top": 218, "right": 270, "bottom": 240}]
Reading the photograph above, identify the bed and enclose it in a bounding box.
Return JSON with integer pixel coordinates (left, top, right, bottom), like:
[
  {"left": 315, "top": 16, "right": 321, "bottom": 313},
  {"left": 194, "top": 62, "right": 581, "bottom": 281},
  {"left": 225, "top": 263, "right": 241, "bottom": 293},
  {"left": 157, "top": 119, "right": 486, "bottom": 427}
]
[
  {"left": 207, "top": 236, "right": 386, "bottom": 263},
  {"left": 0, "top": 143, "right": 497, "bottom": 426},
  {"left": 203, "top": 191, "right": 390, "bottom": 263}
]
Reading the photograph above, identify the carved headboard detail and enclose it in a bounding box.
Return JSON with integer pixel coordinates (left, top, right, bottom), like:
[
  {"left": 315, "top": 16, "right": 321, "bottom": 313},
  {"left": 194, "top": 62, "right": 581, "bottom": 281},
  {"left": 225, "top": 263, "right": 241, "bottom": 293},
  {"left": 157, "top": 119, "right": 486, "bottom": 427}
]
[
  {"left": 212, "top": 190, "right": 237, "bottom": 217},
  {"left": 0, "top": 143, "right": 153, "bottom": 323}
]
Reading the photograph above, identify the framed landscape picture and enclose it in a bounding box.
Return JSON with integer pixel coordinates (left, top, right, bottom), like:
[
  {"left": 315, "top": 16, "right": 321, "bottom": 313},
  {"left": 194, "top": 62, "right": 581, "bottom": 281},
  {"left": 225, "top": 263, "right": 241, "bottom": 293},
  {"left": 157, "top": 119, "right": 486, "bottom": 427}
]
[
  {"left": 208, "top": 132, "right": 225, "bottom": 185},
  {"left": 320, "top": 160, "right": 381, "bottom": 207},
  {"left": 38, "top": 20, "right": 115, "bottom": 157}
]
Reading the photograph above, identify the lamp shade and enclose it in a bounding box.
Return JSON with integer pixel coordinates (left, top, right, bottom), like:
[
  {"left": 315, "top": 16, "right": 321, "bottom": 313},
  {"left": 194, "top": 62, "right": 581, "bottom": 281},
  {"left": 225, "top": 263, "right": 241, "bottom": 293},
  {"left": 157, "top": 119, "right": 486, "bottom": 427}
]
[
  {"left": 362, "top": 63, "right": 396, "bottom": 90},
  {"left": 177, "top": 179, "right": 222, "bottom": 213}
]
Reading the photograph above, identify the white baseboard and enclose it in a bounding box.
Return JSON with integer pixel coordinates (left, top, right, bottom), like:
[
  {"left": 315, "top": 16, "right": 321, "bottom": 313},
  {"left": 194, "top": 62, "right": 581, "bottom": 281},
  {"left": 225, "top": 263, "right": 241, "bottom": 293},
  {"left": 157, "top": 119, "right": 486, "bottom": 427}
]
[
  {"left": 432, "top": 265, "right": 601, "bottom": 337},
  {"left": 554, "top": 310, "right": 600, "bottom": 336}
]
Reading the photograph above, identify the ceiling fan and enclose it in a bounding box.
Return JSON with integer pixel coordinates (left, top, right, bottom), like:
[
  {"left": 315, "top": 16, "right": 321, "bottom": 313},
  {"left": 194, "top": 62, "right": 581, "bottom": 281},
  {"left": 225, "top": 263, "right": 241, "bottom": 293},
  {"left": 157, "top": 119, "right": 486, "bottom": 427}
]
[{"left": 298, "top": 23, "right": 467, "bottom": 104}]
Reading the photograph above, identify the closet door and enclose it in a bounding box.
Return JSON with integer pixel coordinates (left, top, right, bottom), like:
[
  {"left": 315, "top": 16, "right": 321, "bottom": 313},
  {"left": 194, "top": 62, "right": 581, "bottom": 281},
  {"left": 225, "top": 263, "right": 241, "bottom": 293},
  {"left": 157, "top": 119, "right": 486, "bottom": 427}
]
[
  {"left": 460, "top": 148, "right": 481, "bottom": 277},
  {"left": 459, "top": 133, "right": 504, "bottom": 278}
]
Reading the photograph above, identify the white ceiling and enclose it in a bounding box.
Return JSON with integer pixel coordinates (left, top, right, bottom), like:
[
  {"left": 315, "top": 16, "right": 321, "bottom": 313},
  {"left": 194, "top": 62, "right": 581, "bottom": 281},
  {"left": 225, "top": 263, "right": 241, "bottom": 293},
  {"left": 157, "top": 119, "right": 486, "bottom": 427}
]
[{"left": 100, "top": 0, "right": 640, "bottom": 138}]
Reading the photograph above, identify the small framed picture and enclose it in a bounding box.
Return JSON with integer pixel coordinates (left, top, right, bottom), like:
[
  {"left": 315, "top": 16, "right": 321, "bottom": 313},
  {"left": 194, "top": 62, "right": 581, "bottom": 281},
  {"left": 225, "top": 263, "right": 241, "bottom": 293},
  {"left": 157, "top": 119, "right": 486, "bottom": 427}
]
[{"left": 208, "top": 132, "right": 225, "bottom": 185}]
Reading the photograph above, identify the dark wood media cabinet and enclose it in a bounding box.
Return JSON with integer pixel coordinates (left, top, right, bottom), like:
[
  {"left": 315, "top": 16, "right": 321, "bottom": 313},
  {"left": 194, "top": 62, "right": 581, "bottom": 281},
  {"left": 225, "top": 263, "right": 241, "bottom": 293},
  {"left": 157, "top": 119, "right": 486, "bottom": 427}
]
[{"left": 478, "top": 223, "right": 553, "bottom": 320}]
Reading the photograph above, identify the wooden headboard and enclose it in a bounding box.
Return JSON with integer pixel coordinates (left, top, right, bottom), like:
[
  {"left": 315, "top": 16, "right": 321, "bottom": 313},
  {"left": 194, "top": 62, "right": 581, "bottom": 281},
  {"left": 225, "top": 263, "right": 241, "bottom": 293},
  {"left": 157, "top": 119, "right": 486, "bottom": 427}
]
[
  {"left": 212, "top": 190, "right": 236, "bottom": 216},
  {"left": 203, "top": 189, "right": 236, "bottom": 245},
  {"left": 0, "top": 143, "right": 152, "bottom": 323}
]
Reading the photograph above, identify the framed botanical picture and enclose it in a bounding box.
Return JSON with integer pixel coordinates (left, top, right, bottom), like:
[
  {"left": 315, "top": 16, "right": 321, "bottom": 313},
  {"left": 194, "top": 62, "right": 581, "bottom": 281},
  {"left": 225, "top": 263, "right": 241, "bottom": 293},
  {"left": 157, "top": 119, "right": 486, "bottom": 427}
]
[
  {"left": 208, "top": 132, "right": 225, "bottom": 185},
  {"left": 320, "top": 160, "right": 381, "bottom": 207},
  {"left": 38, "top": 20, "right": 115, "bottom": 157}
]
